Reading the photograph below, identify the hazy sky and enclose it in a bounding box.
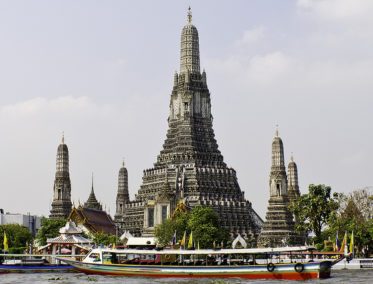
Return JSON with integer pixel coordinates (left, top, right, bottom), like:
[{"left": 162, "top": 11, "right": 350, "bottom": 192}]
[{"left": 0, "top": 0, "right": 372, "bottom": 219}]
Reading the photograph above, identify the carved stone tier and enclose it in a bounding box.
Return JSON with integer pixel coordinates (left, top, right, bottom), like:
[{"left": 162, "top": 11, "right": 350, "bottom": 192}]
[{"left": 258, "top": 196, "right": 302, "bottom": 247}]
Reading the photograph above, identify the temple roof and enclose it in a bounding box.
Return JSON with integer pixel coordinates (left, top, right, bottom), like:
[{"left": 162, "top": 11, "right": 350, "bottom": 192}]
[
  {"left": 59, "top": 221, "right": 82, "bottom": 234},
  {"left": 83, "top": 176, "right": 102, "bottom": 211},
  {"left": 47, "top": 221, "right": 92, "bottom": 244},
  {"left": 47, "top": 234, "right": 92, "bottom": 244},
  {"left": 69, "top": 206, "right": 116, "bottom": 235}
]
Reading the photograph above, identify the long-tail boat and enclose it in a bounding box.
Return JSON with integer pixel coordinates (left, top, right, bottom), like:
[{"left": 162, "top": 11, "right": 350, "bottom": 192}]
[{"left": 58, "top": 246, "right": 347, "bottom": 280}]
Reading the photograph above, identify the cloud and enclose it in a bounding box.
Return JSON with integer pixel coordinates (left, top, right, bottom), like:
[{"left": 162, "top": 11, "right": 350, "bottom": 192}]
[
  {"left": 204, "top": 15, "right": 373, "bottom": 218},
  {"left": 297, "top": 0, "right": 373, "bottom": 22},
  {"left": 0, "top": 94, "right": 168, "bottom": 217},
  {"left": 235, "top": 26, "right": 266, "bottom": 48},
  {"left": 0, "top": 96, "right": 112, "bottom": 119}
]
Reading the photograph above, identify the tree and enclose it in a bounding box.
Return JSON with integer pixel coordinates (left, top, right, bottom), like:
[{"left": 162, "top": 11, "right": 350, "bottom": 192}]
[
  {"left": 187, "top": 206, "right": 228, "bottom": 249},
  {"left": 289, "top": 184, "right": 340, "bottom": 243},
  {"left": 155, "top": 210, "right": 189, "bottom": 247},
  {"left": 35, "top": 218, "right": 66, "bottom": 246},
  {"left": 91, "top": 232, "right": 117, "bottom": 246},
  {"left": 0, "top": 224, "right": 32, "bottom": 253},
  {"left": 326, "top": 188, "right": 373, "bottom": 257},
  {"left": 155, "top": 206, "right": 228, "bottom": 248}
]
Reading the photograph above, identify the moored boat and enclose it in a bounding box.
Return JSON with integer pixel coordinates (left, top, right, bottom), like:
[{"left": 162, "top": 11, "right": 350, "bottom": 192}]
[
  {"left": 0, "top": 254, "right": 77, "bottom": 273},
  {"left": 0, "top": 263, "right": 74, "bottom": 274},
  {"left": 59, "top": 246, "right": 346, "bottom": 280}
]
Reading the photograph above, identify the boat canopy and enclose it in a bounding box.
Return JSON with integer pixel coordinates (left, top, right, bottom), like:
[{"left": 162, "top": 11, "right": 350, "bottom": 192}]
[{"left": 90, "top": 246, "right": 316, "bottom": 256}]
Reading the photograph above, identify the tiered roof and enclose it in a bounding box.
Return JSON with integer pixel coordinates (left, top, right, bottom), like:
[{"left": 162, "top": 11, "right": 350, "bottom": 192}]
[{"left": 69, "top": 206, "right": 116, "bottom": 235}]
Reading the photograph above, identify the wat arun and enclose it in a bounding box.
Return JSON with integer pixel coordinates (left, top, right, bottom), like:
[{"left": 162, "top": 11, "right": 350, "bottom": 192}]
[{"left": 115, "top": 9, "right": 263, "bottom": 239}]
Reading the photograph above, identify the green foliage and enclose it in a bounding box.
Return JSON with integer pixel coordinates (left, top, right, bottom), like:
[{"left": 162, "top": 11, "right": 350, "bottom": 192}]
[
  {"left": 289, "top": 184, "right": 340, "bottom": 243},
  {"left": 155, "top": 205, "right": 229, "bottom": 248},
  {"left": 154, "top": 210, "right": 189, "bottom": 247},
  {"left": 91, "top": 232, "right": 117, "bottom": 246},
  {"left": 155, "top": 219, "right": 179, "bottom": 247},
  {"left": 291, "top": 186, "right": 373, "bottom": 256},
  {"left": 325, "top": 189, "right": 373, "bottom": 257},
  {"left": 35, "top": 218, "right": 66, "bottom": 246},
  {"left": 187, "top": 206, "right": 228, "bottom": 249},
  {"left": 0, "top": 224, "right": 32, "bottom": 252}
]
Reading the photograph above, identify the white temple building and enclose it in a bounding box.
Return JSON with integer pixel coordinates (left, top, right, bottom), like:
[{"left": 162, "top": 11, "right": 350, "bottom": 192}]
[{"left": 38, "top": 221, "right": 92, "bottom": 261}]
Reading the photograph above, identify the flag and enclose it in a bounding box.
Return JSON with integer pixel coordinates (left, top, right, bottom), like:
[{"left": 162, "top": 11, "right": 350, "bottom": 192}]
[
  {"left": 171, "top": 231, "right": 177, "bottom": 246},
  {"left": 197, "top": 241, "right": 200, "bottom": 250},
  {"left": 3, "top": 232, "right": 9, "bottom": 252},
  {"left": 335, "top": 231, "right": 339, "bottom": 252},
  {"left": 180, "top": 231, "right": 186, "bottom": 247},
  {"left": 188, "top": 231, "right": 193, "bottom": 249},
  {"left": 349, "top": 231, "right": 354, "bottom": 254},
  {"left": 339, "top": 231, "right": 347, "bottom": 254}
]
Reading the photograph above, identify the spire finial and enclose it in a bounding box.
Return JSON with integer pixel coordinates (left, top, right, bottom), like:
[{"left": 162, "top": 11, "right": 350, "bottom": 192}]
[
  {"left": 291, "top": 152, "right": 294, "bottom": 162},
  {"left": 122, "top": 158, "right": 125, "bottom": 168},
  {"left": 275, "top": 124, "right": 279, "bottom": 137},
  {"left": 62, "top": 131, "right": 65, "bottom": 144},
  {"left": 91, "top": 172, "right": 94, "bottom": 192},
  {"left": 187, "top": 6, "right": 192, "bottom": 23}
]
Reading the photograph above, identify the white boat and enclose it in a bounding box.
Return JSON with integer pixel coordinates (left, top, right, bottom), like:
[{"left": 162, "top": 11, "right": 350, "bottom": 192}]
[{"left": 59, "top": 246, "right": 347, "bottom": 280}]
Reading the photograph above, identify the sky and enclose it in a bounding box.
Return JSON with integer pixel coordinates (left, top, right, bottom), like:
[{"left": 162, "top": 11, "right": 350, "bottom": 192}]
[{"left": 0, "top": 0, "right": 372, "bottom": 219}]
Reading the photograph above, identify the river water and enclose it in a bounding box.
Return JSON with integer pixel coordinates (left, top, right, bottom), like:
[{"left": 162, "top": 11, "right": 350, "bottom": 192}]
[{"left": 1, "top": 270, "right": 372, "bottom": 284}]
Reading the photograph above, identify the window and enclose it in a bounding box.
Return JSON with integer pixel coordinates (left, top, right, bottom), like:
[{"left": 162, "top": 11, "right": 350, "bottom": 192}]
[
  {"left": 161, "top": 206, "right": 167, "bottom": 223},
  {"left": 148, "top": 208, "right": 154, "bottom": 227}
]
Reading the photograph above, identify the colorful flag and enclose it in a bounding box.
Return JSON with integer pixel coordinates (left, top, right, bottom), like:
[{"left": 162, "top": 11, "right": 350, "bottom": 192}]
[
  {"left": 180, "top": 231, "right": 186, "bottom": 247},
  {"left": 188, "top": 231, "right": 193, "bottom": 249},
  {"left": 171, "top": 231, "right": 177, "bottom": 246},
  {"left": 339, "top": 231, "right": 347, "bottom": 254},
  {"left": 3, "top": 232, "right": 9, "bottom": 252},
  {"left": 349, "top": 231, "right": 354, "bottom": 254}
]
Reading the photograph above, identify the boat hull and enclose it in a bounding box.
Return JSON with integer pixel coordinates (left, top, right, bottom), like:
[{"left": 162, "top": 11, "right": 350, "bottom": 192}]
[
  {"left": 59, "top": 259, "right": 332, "bottom": 280},
  {"left": 0, "top": 264, "right": 75, "bottom": 273}
]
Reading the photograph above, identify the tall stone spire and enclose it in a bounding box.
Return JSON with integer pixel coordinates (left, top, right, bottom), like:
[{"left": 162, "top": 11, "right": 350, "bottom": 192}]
[
  {"left": 115, "top": 160, "right": 129, "bottom": 219},
  {"left": 180, "top": 7, "right": 200, "bottom": 74},
  {"left": 287, "top": 155, "right": 300, "bottom": 202},
  {"left": 83, "top": 173, "right": 102, "bottom": 211},
  {"left": 50, "top": 134, "right": 72, "bottom": 219},
  {"left": 258, "top": 131, "right": 303, "bottom": 247},
  {"left": 119, "top": 10, "right": 262, "bottom": 239},
  {"left": 270, "top": 129, "right": 287, "bottom": 197}
]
